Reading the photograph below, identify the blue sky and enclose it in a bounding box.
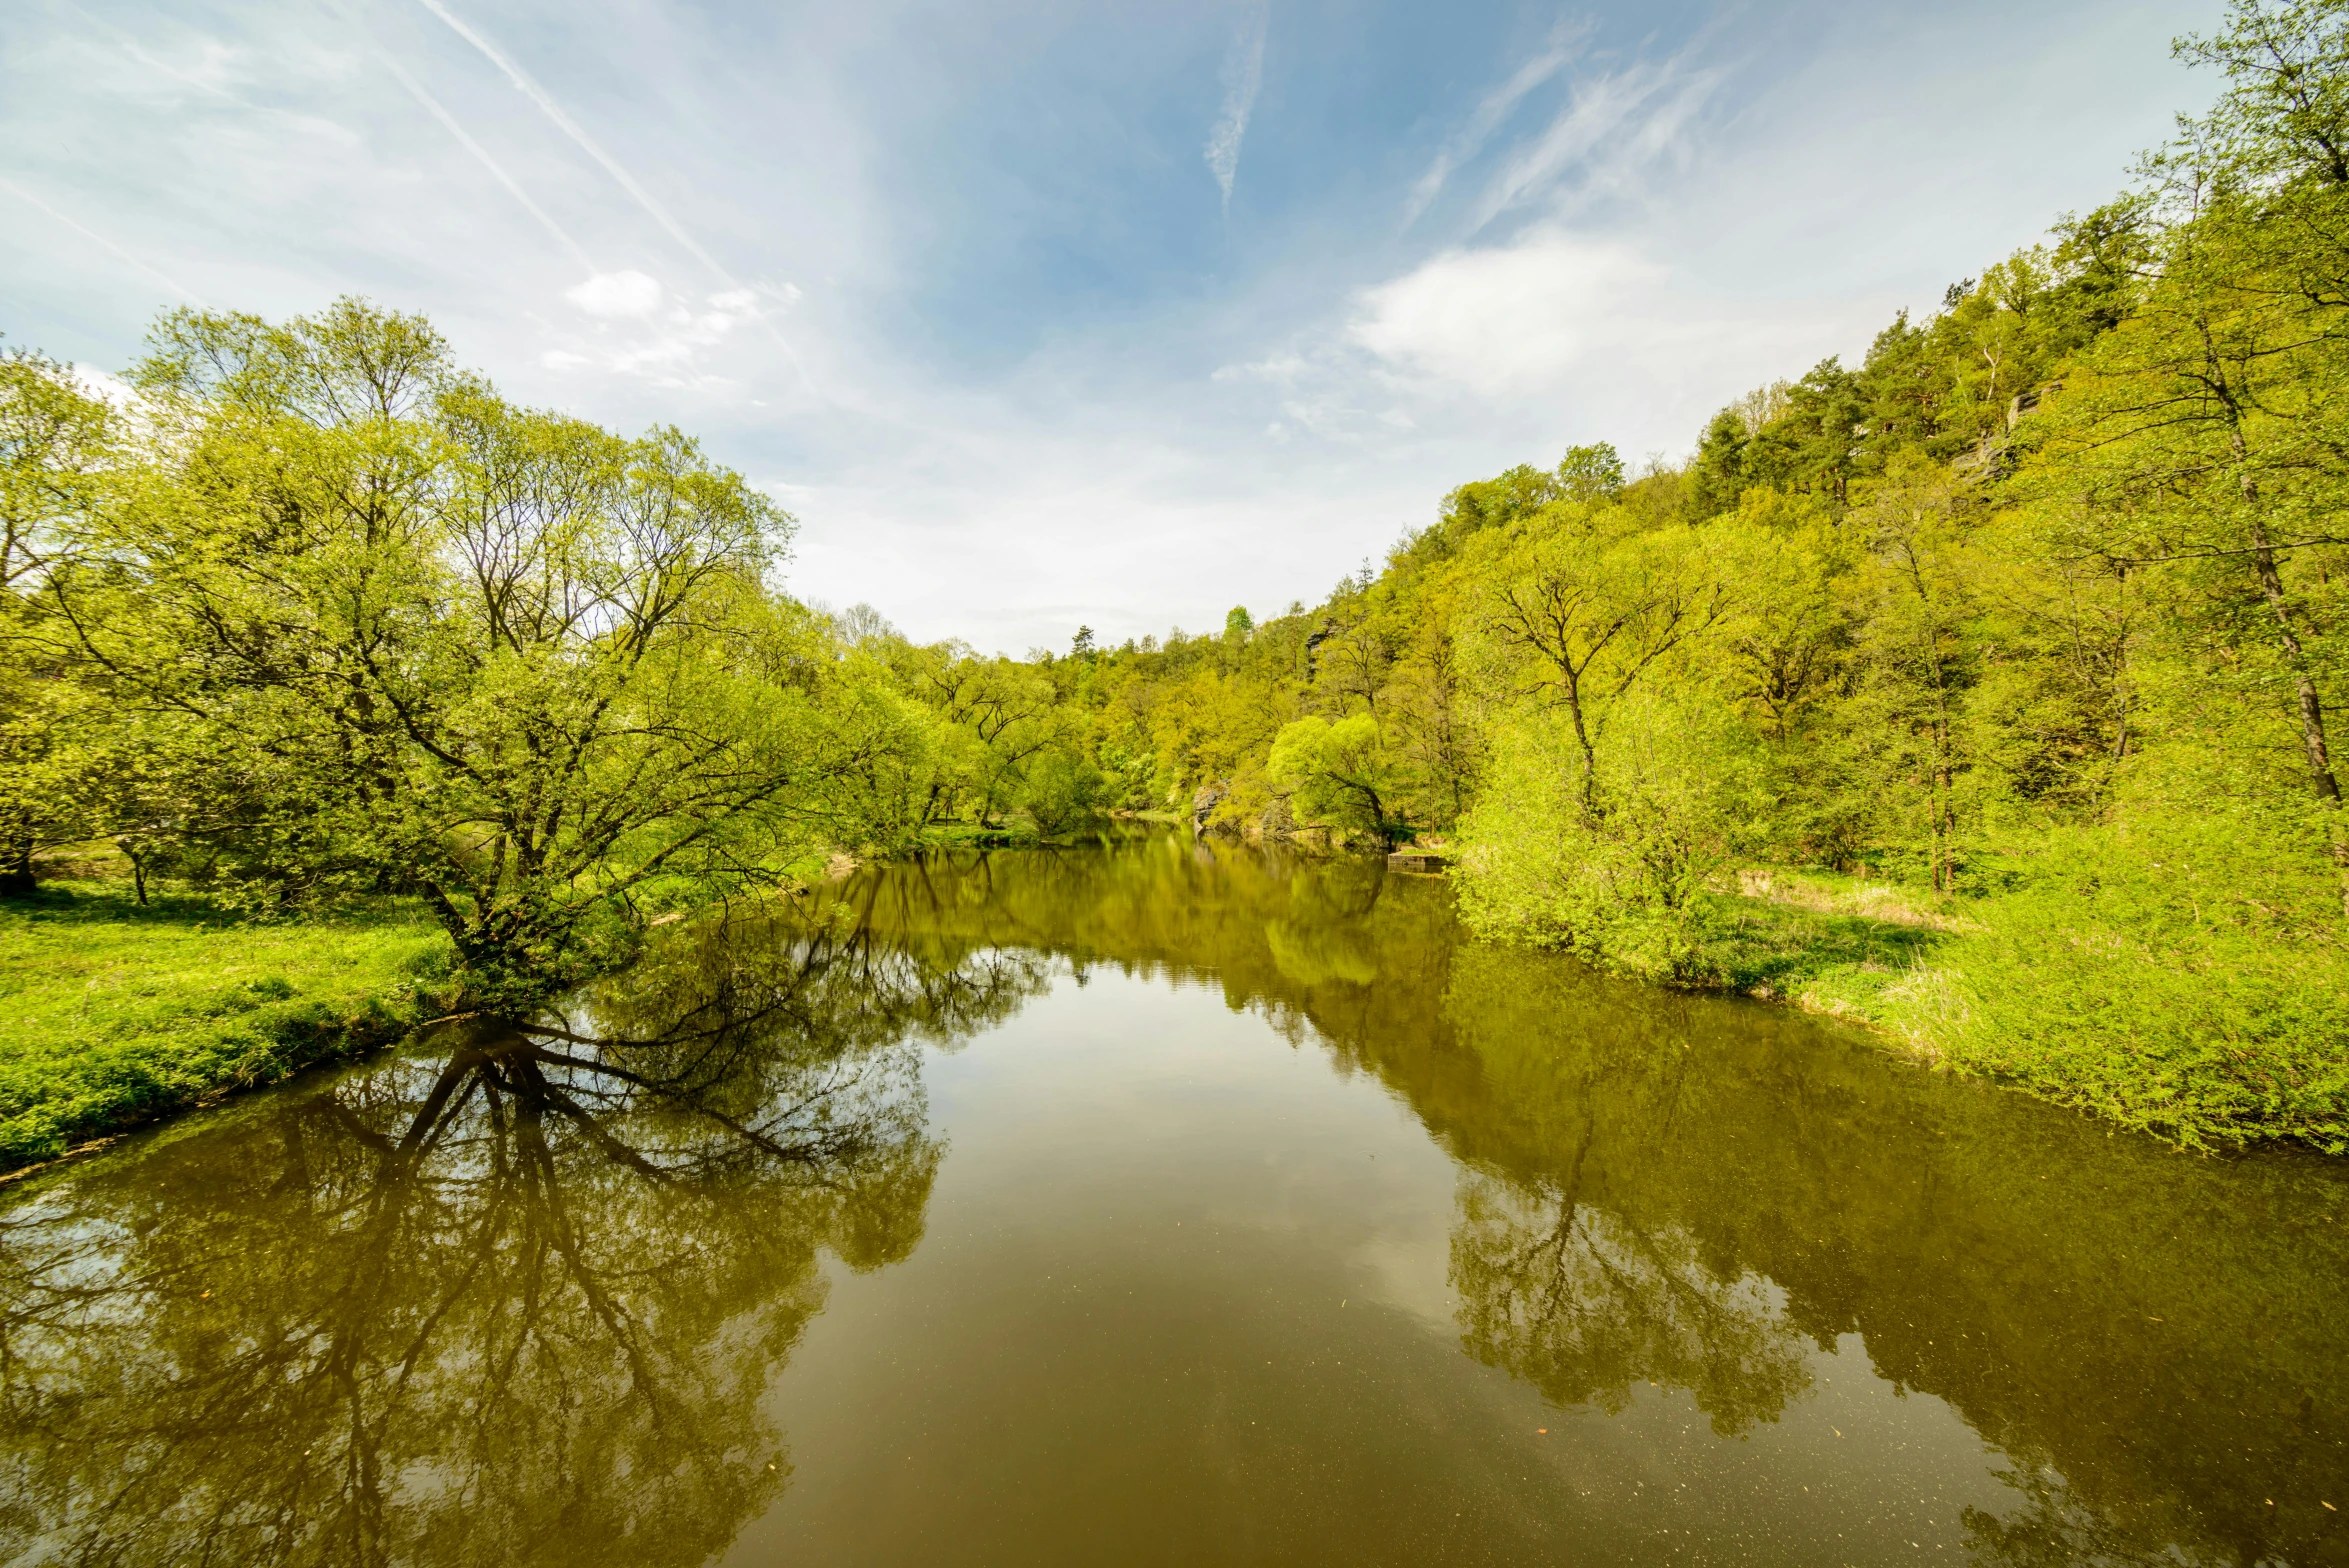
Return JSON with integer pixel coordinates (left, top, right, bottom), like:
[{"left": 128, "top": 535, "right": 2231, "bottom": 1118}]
[{"left": 3, "top": 0, "right": 2210, "bottom": 651}]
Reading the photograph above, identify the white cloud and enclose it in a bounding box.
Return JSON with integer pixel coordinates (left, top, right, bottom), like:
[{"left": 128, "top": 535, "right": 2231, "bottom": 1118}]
[
  {"left": 540, "top": 281, "right": 774, "bottom": 381},
  {"left": 1203, "top": 2, "right": 1269, "bottom": 209},
  {"left": 564, "top": 268, "right": 663, "bottom": 317},
  {"left": 1346, "top": 229, "right": 1659, "bottom": 396},
  {"left": 415, "top": 0, "right": 818, "bottom": 389}
]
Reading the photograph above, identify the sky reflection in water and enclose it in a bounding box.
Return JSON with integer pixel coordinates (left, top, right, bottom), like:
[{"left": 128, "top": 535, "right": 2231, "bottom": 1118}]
[{"left": 3, "top": 836, "right": 2344, "bottom": 1566}]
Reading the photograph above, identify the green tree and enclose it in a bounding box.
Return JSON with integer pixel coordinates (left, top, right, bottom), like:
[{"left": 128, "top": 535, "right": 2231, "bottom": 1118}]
[
  {"left": 1685, "top": 409, "right": 1750, "bottom": 520},
  {"left": 1268, "top": 713, "right": 1407, "bottom": 846},
  {"left": 1556, "top": 442, "right": 1625, "bottom": 503},
  {"left": 1470, "top": 504, "right": 1729, "bottom": 818},
  {"left": 0, "top": 348, "right": 116, "bottom": 895},
  {"left": 47, "top": 301, "right": 844, "bottom": 1006}
]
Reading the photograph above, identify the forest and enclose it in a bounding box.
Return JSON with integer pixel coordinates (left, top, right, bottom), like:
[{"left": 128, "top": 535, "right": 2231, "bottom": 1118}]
[{"left": 4, "top": 0, "right": 2346, "bottom": 1155}]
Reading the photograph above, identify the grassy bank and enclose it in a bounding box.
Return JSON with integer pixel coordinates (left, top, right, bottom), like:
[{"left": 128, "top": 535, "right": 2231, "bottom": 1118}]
[
  {"left": 1553, "top": 866, "right": 2349, "bottom": 1154},
  {"left": 0, "top": 883, "right": 454, "bottom": 1169}
]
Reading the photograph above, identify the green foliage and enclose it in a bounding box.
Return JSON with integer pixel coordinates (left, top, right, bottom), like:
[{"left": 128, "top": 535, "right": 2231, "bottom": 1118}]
[
  {"left": 1859, "top": 809, "right": 2349, "bottom": 1151},
  {"left": 1267, "top": 713, "right": 1406, "bottom": 845},
  {"left": 1555, "top": 441, "right": 1624, "bottom": 502},
  {"left": 1021, "top": 749, "right": 1107, "bottom": 838},
  {"left": 0, "top": 347, "right": 116, "bottom": 896},
  {"left": 1456, "top": 695, "right": 1761, "bottom": 982},
  {"left": 8, "top": 300, "right": 906, "bottom": 1012}
]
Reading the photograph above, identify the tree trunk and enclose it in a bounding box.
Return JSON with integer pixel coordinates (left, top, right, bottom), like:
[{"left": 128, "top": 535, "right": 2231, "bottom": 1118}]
[
  {"left": 0, "top": 818, "right": 34, "bottom": 899},
  {"left": 1559, "top": 679, "right": 1599, "bottom": 823},
  {"left": 2245, "top": 522, "right": 2343, "bottom": 801},
  {"left": 2239, "top": 491, "right": 2349, "bottom": 918}
]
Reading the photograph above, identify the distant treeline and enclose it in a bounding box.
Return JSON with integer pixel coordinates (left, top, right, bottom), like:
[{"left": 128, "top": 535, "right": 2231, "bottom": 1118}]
[
  {"left": 4, "top": 0, "right": 2345, "bottom": 1145},
  {"left": 840, "top": 0, "right": 2349, "bottom": 1147}
]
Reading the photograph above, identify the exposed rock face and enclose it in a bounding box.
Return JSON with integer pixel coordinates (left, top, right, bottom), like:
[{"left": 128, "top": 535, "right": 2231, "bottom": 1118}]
[
  {"left": 1302, "top": 617, "right": 1336, "bottom": 681},
  {"left": 1190, "top": 782, "right": 1227, "bottom": 836},
  {"left": 1256, "top": 795, "right": 1295, "bottom": 840}
]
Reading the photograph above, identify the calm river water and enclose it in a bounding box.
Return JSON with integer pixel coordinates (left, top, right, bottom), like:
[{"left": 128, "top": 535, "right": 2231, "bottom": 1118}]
[{"left": 4, "top": 837, "right": 2345, "bottom": 1566}]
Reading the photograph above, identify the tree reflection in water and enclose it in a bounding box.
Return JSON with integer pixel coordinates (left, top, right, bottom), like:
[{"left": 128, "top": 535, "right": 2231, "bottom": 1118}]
[
  {"left": 1450, "top": 1168, "right": 1810, "bottom": 1438},
  {"left": 0, "top": 909, "right": 1047, "bottom": 1568},
  {"left": 2, "top": 841, "right": 2342, "bottom": 1568},
  {"left": 820, "top": 840, "right": 2349, "bottom": 1568}
]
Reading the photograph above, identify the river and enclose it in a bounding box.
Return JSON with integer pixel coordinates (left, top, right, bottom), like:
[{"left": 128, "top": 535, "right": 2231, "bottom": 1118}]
[{"left": 3, "top": 836, "right": 2343, "bottom": 1566}]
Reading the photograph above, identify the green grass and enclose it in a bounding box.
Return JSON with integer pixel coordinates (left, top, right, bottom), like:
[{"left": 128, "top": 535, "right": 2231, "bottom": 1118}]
[
  {"left": 1475, "top": 855, "right": 2349, "bottom": 1153},
  {"left": 1681, "top": 893, "right": 1946, "bottom": 997},
  {"left": 0, "top": 882, "right": 454, "bottom": 1168},
  {"left": 1627, "top": 867, "right": 2349, "bottom": 1154},
  {"left": 1839, "top": 886, "right": 2349, "bottom": 1154}
]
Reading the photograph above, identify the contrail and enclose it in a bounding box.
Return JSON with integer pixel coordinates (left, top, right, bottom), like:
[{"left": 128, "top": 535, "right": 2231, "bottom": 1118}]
[
  {"left": 0, "top": 177, "right": 205, "bottom": 306},
  {"left": 412, "top": 0, "right": 815, "bottom": 390},
  {"left": 369, "top": 41, "right": 599, "bottom": 275},
  {"left": 1204, "top": 1, "right": 1269, "bottom": 211},
  {"left": 415, "top": 0, "right": 713, "bottom": 278}
]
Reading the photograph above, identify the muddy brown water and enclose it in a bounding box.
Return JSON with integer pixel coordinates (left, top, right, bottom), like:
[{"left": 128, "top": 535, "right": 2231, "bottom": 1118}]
[{"left": 3, "top": 837, "right": 2344, "bottom": 1566}]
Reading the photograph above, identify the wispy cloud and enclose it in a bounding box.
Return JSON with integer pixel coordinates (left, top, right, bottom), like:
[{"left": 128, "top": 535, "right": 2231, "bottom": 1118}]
[
  {"left": 1209, "top": 42, "right": 1740, "bottom": 444},
  {"left": 1204, "top": 2, "right": 1269, "bottom": 211},
  {"left": 67, "top": 3, "right": 243, "bottom": 103},
  {"left": 1401, "top": 19, "right": 1587, "bottom": 228},
  {"left": 0, "top": 177, "right": 204, "bottom": 304},
  {"left": 365, "top": 37, "right": 599, "bottom": 277},
  {"left": 1470, "top": 53, "right": 1722, "bottom": 231},
  {"left": 412, "top": 0, "right": 815, "bottom": 389}
]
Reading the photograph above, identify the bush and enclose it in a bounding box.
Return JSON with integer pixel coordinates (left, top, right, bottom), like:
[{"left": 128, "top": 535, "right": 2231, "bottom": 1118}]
[
  {"left": 1456, "top": 695, "right": 1760, "bottom": 982},
  {"left": 1871, "top": 811, "right": 2349, "bottom": 1150}
]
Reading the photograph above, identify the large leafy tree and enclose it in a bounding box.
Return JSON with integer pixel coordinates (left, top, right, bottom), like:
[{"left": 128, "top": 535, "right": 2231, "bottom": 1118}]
[
  {"left": 1469, "top": 502, "right": 1729, "bottom": 819},
  {"left": 45, "top": 301, "right": 848, "bottom": 1005},
  {"left": 1268, "top": 712, "right": 1406, "bottom": 846}
]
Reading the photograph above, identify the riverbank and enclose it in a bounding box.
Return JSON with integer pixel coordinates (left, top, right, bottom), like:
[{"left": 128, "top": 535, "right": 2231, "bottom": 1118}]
[
  {"left": 1, "top": 838, "right": 1009, "bottom": 1172},
  {"left": 13, "top": 839, "right": 2343, "bottom": 1164},
  {"left": 1541, "top": 866, "right": 2349, "bottom": 1154},
  {"left": 0, "top": 883, "right": 455, "bottom": 1170}
]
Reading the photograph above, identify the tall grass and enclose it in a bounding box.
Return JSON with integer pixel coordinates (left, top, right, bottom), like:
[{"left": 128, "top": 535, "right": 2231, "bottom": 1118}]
[{"left": 1461, "top": 802, "right": 2349, "bottom": 1151}]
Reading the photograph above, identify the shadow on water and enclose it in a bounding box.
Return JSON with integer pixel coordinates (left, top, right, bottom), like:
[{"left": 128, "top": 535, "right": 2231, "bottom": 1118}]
[{"left": 3, "top": 834, "right": 2344, "bottom": 1566}]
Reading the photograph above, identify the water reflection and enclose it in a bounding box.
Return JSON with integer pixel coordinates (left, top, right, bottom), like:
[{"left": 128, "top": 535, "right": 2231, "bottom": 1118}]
[
  {"left": 3, "top": 839, "right": 2344, "bottom": 1568},
  {"left": 0, "top": 914, "right": 1045, "bottom": 1568},
  {"left": 821, "top": 839, "right": 2349, "bottom": 1567},
  {"left": 1451, "top": 1172, "right": 1810, "bottom": 1438}
]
